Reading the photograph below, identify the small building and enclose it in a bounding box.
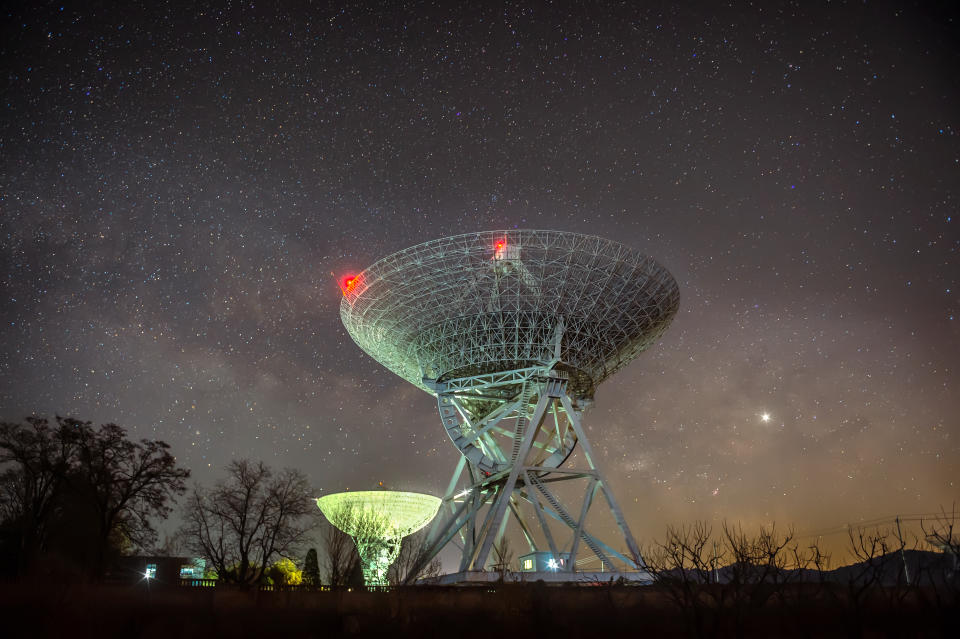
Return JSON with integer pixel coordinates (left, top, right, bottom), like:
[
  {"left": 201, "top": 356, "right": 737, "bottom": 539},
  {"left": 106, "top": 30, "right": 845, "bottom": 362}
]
[
  {"left": 519, "top": 551, "right": 572, "bottom": 572},
  {"left": 109, "top": 556, "right": 203, "bottom": 585}
]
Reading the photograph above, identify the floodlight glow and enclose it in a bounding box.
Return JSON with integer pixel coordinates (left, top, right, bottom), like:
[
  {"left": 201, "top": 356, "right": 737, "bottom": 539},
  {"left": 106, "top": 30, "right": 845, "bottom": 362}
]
[{"left": 317, "top": 491, "right": 441, "bottom": 586}]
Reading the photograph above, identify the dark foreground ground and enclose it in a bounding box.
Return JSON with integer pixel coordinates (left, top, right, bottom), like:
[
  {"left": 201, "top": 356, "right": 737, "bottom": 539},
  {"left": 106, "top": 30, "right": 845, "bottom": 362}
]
[{"left": 0, "top": 581, "right": 956, "bottom": 638}]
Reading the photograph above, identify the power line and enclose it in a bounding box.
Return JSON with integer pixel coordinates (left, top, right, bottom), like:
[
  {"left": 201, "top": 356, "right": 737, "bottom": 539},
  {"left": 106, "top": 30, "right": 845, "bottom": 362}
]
[{"left": 794, "top": 512, "right": 950, "bottom": 539}]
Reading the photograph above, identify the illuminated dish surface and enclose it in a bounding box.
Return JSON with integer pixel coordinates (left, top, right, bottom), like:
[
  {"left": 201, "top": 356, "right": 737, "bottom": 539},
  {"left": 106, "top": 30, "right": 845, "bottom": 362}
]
[
  {"left": 340, "top": 230, "right": 680, "bottom": 399},
  {"left": 316, "top": 491, "right": 441, "bottom": 539}
]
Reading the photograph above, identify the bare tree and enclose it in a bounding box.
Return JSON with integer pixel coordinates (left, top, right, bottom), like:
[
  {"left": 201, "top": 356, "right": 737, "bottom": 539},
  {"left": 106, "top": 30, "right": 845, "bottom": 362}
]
[
  {"left": 721, "top": 522, "right": 808, "bottom": 636},
  {"left": 71, "top": 421, "right": 190, "bottom": 576},
  {"left": 0, "top": 417, "right": 78, "bottom": 572},
  {"left": 0, "top": 469, "right": 25, "bottom": 524},
  {"left": 921, "top": 504, "right": 960, "bottom": 613},
  {"left": 922, "top": 504, "right": 960, "bottom": 573},
  {"left": 491, "top": 536, "right": 514, "bottom": 582},
  {"left": 154, "top": 531, "right": 187, "bottom": 557},
  {"left": 723, "top": 522, "right": 803, "bottom": 596},
  {"left": 180, "top": 460, "right": 316, "bottom": 585},
  {"left": 831, "top": 525, "right": 903, "bottom": 636},
  {"left": 1, "top": 417, "right": 188, "bottom": 578},
  {"left": 321, "top": 516, "right": 360, "bottom": 586},
  {"left": 784, "top": 539, "right": 831, "bottom": 622},
  {"left": 389, "top": 528, "right": 442, "bottom": 585},
  {"left": 645, "top": 521, "right": 823, "bottom": 638},
  {"left": 643, "top": 521, "right": 719, "bottom": 639}
]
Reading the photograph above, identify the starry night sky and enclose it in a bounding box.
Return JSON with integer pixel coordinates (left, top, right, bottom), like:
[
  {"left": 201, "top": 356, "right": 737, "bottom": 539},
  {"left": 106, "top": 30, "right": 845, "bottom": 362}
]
[{"left": 1, "top": 1, "right": 957, "bottom": 556}]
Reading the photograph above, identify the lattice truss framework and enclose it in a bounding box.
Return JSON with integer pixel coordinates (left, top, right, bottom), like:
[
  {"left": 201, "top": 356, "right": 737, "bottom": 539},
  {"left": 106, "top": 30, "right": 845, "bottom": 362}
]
[
  {"left": 406, "top": 372, "right": 649, "bottom": 578},
  {"left": 316, "top": 491, "right": 441, "bottom": 586},
  {"left": 341, "top": 230, "right": 680, "bottom": 400}
]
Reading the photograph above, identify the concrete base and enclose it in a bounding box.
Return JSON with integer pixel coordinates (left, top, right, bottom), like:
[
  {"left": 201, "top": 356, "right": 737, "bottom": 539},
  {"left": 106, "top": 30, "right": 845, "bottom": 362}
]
[{"left": 422, "top": 570, "right": 653, "bottom": 586}]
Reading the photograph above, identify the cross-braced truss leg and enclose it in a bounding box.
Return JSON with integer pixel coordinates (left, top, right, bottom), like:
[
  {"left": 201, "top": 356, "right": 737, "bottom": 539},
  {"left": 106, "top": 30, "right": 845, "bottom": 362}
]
[{"left": 407, "top": 369, "right": 643, "bottom": 582}]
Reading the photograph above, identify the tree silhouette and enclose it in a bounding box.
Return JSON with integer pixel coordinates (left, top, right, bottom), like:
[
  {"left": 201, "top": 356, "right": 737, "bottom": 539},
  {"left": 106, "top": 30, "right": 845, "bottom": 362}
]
[
  {"left": 71, "top": 421, "right": 191, "bottom": 577},
  {"left": 922, "top": 504, "right": 960, "bottom": 574},
  {"left": 0, "top": 417, "right": 76, "bottom": 574},
  {"left": 180, "top": 459, "right": 316, "bottom": 585},
  {"left": 491, "top": 536, "right": 514, "bottom": 582},
  {"left": 388, "top": 529, "right": 442, "bottom": 585},
  {"left": 644, "top": 521, "right": 825, "bottom": 638},
  {"left": 303, "top": 547, "right": 321, "bottom": 586},
  {"left": 321, "top": 514, "right": 361, "bottom": 586},
  {"left": 921, "top": 505, "right": 960, "bottom": 620},
  {"left": 642, "top": 521, "right": 719, "bottom": 638},
  {"left": 0, "top": 416, "right": 189, "bottom": 578}
]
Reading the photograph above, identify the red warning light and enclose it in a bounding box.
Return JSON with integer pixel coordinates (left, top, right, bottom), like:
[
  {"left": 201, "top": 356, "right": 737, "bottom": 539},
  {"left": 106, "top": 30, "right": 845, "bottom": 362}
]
[
  {"left": 494, "top": 239, "right": 513, "bottom": 261},
  {"left": 339, "top": 274, "right": 359, "bottom": 296}
]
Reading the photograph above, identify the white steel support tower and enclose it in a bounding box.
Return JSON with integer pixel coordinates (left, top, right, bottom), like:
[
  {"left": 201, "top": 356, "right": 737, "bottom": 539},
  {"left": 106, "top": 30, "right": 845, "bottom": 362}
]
[
  {"left": 338, "top": 230, "right": 679, "bottom": 579},
  {"left": 419, "top": 366, "right": 643, "bottom": 575}
]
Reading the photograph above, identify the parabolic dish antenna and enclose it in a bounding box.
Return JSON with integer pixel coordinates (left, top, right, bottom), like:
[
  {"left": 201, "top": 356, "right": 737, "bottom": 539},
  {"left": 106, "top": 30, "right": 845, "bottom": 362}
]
[
  {"left": 340, "top": 230, "right": 678, "bottom": 400},
  {"left": 338, "top": 230, "right": 679, "bottom": 577},
  {"left": 317, "top": 491, "right": 441, "bottom": 586}
]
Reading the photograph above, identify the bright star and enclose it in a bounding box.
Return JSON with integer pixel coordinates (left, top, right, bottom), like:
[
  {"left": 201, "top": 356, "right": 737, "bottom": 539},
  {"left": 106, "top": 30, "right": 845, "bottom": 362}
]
[{"left": 761, "top": 413, "right": 771, "bottom": 423}]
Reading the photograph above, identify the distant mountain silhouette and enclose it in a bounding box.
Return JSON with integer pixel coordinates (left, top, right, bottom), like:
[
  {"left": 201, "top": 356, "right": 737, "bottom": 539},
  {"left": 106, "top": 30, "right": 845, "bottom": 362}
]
[
  {"left": 662, "top": 549, "right": 957, "bottom": 587},
  {"left": 824, "top": 549, "right": 957, "bottom": 587}
]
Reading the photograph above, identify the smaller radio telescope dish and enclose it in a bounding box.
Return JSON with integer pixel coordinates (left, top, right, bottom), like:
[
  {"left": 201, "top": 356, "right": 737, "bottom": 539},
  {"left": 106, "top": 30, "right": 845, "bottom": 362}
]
[{"left": 317, "top": 491, "right": 441, "bottom": 586}]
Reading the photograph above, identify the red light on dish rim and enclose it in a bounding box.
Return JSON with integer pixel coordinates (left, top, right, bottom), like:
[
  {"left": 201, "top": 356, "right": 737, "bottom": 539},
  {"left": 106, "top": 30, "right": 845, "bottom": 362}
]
[{"left": 339, "top": 275, "right": 358, "bottom": 295}]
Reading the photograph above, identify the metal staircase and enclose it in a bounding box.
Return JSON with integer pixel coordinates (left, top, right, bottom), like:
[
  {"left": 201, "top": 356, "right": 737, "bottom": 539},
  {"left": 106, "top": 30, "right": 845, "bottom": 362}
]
[{"left": 527, "top": 472, "right": 609, "bottom": 566}]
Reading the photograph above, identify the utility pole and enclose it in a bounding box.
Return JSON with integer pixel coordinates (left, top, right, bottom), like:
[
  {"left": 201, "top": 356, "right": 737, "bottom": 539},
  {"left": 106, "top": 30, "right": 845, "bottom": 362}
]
[
  {"left": 713, "top": 540, "right": 720, "bottom": 584},
  {"left": 896, "top": 516, "right": 911, "bottom": 586}
]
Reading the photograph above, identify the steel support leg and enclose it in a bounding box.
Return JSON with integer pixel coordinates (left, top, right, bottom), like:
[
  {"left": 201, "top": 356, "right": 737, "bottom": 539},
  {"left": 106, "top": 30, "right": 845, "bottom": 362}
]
[
  {"left": 560, "top": 393, "right": 643, "bottom": 568},
  {"left": 471, "top": 390, "right": 551, "bottom": 570}
]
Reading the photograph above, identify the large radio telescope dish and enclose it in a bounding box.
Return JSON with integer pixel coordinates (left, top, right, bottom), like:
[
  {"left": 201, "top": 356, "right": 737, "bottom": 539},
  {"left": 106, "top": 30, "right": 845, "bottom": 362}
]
[
  {"left": 340, "top": 229, "right": 679, "bottom": 400},
  {"left": 337, "top": 230, "right": 679, "bottom": 578}
]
